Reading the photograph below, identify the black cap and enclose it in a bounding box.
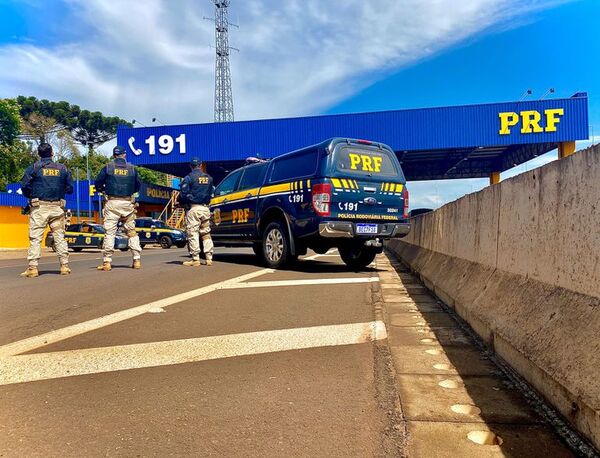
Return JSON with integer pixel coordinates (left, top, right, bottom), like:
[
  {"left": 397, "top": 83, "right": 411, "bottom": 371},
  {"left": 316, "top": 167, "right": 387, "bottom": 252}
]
[
  {"left": 190, "top": 157, "right": 201, "bottom": 167},
  {"left": 113, "top": 145, "right": 126, "bottom": 157},
  {"left": 38, "top": 143, "right": 53, "bottom": 158}
]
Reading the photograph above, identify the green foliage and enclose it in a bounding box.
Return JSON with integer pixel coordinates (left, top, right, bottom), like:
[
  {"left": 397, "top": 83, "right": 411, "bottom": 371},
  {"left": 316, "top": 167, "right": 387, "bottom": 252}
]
[
  {"left": 16, "top": 96, "right": 132, "bottom": 147},
  {"left": 136, "top": 167, "right": 170, "bottom": 186},
  {"left": 0, "top": 141, "right": 35, "bottom": 191},
  {"left": 57, "top": 149, "right": 110, "bottom": 180},
  {"left": 0, "top": 99, "right": 22, "bottom": 145}
]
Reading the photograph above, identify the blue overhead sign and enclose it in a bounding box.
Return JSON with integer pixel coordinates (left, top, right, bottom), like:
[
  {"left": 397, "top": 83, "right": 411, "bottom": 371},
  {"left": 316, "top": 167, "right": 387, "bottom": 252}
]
[{"left": 117, "top": 95, "right": 588, "bottom": 167}]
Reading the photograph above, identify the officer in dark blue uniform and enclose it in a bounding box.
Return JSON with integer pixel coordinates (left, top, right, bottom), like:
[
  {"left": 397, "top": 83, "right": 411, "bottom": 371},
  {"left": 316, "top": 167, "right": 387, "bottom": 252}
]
[
  {"left": 20, "top": 143, "right": 74, "bottom": 278},
  {"left": 95, "top": 146, "right": 142, "bottom": 271},
  {"left": 179, "top": 158, "right": 214, "bottom": 266}
]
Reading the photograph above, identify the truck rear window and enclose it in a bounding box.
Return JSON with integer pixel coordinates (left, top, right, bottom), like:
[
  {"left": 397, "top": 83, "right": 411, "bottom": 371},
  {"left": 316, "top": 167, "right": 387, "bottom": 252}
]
[{"left": 335, "top": 147, "right": 401, "bottom": 179}]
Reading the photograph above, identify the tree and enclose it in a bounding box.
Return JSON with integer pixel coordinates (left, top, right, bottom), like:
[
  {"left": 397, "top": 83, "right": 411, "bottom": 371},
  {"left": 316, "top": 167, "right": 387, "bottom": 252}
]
[
  {"left": 0, "top": 98, "right": 21, "bottom": 144},
  {"left": 0, "top": 141, "right": 35, "bottom": 191},
  {"left": 136, "top": 167, "right": 170, "bottom": 186},
  {"left": 16, "top": 95, "right": 131, "bottom": 150}
]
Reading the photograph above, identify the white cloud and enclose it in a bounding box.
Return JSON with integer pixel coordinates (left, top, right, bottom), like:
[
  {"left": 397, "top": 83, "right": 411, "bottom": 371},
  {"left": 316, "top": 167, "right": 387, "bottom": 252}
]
[{"left": 0, "top": 0, "right": 569, "bottom": 125}]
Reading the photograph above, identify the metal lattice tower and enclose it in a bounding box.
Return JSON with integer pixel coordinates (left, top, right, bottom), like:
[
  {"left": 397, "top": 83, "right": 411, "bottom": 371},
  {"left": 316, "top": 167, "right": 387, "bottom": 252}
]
[{"left": 213, "top": 0, "right": 235, "bottom": 122}]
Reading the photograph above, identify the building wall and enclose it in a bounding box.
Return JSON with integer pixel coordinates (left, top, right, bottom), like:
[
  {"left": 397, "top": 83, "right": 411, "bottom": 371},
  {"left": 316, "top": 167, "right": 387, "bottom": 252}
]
[{"left": 0, "top": 206, "right": 30, "bottom": 249}]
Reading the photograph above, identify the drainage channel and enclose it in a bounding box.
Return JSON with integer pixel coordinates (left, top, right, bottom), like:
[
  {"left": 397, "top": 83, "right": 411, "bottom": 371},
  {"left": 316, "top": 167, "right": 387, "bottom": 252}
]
[{"left": 375, "top": 252, "right": 597, "bottom": 457}]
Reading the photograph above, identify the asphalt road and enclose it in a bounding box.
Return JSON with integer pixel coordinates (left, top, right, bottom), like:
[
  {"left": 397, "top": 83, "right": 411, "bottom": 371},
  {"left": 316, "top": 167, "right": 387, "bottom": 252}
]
[{"left": 0, "top": 247, "right": 400, "bottom": 457}]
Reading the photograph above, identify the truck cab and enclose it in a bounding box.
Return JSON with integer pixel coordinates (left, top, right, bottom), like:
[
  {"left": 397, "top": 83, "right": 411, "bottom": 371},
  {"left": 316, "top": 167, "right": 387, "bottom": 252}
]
[{"left": 210, "top": 138, "right": 410, "bottom": 269}]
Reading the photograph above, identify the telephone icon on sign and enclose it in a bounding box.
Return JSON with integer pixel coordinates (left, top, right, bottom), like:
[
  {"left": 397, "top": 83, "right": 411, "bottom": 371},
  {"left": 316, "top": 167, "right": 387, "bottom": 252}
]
[{"left": 128, "top": 137, "right": 142, "bottom": 156}]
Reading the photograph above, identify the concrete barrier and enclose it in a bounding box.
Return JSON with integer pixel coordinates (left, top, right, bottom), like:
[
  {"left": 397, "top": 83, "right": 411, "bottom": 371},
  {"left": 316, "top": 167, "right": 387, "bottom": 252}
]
[{"left": 388, "top": 143, "right": 600, "bottom": 449}]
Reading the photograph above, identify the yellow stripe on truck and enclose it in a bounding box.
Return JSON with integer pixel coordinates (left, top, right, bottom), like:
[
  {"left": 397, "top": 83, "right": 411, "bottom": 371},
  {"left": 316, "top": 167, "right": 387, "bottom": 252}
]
[
  {"left": 210, "top": 187, "right": 260, "bottom": 205},
  {"left": 331, "top": 178, "right": 342, "bottom": 189},
  {"left": 258, "top": 182, "right": 292, "bottom": 196}
]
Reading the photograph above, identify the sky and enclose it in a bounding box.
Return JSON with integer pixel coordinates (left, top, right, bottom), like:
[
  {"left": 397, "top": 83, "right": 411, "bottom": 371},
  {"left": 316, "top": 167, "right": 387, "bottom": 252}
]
[{"left": 0, "top": 0, "right": 598, "bottom": 208}]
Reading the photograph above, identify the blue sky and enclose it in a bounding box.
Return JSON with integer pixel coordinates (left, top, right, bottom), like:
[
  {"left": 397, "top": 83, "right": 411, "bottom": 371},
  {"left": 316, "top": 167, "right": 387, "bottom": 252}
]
[{"left": 0, "top": 0, "right": 597, "bottom": 207}]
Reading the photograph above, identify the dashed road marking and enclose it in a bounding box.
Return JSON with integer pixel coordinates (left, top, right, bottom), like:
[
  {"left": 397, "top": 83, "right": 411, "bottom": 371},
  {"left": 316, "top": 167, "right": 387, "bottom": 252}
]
[{"left": 0, "top": 321, "right": 387, "bottom": 385}]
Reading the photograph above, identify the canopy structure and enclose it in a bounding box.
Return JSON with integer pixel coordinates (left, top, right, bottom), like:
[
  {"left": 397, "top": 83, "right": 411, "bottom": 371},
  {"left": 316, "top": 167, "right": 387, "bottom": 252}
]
[{"left": 117, "top": 94, "right": 589, "bottom": 183}]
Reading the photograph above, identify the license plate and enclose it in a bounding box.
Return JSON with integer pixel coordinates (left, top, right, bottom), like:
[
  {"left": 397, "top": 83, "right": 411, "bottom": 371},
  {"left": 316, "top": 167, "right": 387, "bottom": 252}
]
[{"left": 356, "top": 223, "right": 378, "bottom": 234}]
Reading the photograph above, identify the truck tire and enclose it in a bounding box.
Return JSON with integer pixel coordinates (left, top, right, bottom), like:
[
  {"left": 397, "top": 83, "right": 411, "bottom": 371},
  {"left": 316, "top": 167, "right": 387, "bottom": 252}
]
[
  {"left": 159, "top": 235, "right": 173, "bottom": 249},
  {"left": 339, "top": 244, "right": 377, "bottom": 270},
  {"left": 262, "top": 221, "right": 293, "bottom": 269}
]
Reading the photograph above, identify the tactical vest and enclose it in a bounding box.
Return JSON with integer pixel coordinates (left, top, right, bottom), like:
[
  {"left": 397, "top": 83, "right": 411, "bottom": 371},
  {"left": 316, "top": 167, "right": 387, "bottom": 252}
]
[
  {"left": 186, "top": 170, "right": 213, "bottom": 205},
  {"left": 30, "top": 160, "right": 67, "bottom": 201},
  {"left": 105, "top": 161, "right": 136, "bottom": 197}
]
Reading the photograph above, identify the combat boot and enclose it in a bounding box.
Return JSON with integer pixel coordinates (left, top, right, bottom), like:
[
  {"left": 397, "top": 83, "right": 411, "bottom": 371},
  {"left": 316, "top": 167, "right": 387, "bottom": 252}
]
[
  {"left": 205, "top": 258, "right": 213, "bottom": 266},
  {"left": 19, "top": 266, "right": 39, "bottom": 278},
  {"left": 132, "top": 259, "right": 141, "bottom": 269},
  {"left": 183, "top": 259, "right": 201, "bottom": 267},
  {"left": 60, "top": 264, "right": 71, "bottom": 275},
  {"left": 97, "top": 262, "right": 112, "bottom": 271}
]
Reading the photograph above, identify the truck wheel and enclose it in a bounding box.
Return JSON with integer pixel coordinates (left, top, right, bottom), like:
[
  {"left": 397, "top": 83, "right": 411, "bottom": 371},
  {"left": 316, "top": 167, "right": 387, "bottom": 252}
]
[
  {"left": 159, "top": 236, "right": 173, "bottom": 249},
  {"left": 262, "top": 221, "right": 292, "bottom": 269},
  {"left": 339, "top": 244, "right": 377, "bottom": 270}
]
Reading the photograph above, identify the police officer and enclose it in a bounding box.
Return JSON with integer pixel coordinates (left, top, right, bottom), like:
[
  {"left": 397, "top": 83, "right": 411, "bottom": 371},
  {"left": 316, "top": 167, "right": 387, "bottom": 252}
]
[
  {"left": 20, "top": 143, "right": 74, "bottom": 278},
  {"left": 179, "top": 158, "right": 214, "bottom": 266},
  {"left": 95, "top": 145, "right": 142, "bottom": 271}
]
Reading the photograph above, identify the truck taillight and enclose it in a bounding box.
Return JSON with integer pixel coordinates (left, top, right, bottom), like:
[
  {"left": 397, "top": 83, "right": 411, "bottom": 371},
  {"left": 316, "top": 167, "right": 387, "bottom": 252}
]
[
  {"left": 403, "top": 187, "right": 409, "bottom": 219},
  {"left": 312, "top": 183, "right": 331, "bottom": 216}
]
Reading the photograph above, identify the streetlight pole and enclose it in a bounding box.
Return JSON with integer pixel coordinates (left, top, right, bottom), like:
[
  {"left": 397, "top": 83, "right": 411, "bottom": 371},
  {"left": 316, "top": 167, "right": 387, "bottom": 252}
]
[
  {"left": 87, "top": 143, "right": 92, "bottom": 221},
  {"left": 76, "top": 167, "right": 80, "bottom": 223}
]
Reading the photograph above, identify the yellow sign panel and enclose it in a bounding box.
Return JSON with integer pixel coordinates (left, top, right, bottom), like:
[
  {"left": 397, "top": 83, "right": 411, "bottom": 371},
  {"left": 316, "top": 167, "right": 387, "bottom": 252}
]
[{"left": 498, "top": 108, "right": 564, "bottom": 135}]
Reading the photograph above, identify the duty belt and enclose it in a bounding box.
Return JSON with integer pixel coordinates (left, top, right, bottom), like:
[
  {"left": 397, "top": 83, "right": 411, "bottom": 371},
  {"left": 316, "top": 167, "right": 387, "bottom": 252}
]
[
  {"left": 38, "top": 200, "right": 63, "bottom": 206},
  {"left": 107, "top": 196, "right": 133, "bottom": 201},
  {"left": 191, "top": 204, "right": 209, "bottom": 208}
]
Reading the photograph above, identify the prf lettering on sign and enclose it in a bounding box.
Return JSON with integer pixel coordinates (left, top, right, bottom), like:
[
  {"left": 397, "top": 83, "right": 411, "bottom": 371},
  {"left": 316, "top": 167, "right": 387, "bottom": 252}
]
[
  {"left": 42, "top": 169, "right": 60, "bottom": 176},
  {"left": 349, "top": 153, "right": 383, "bottom": 173},
  {"left": 114, "top": 169, "right": 129, "bottom": 176},
  {"left": 232, "top": 208, "right": 250, "bottom": 224},
  {"left": 499, "top": 109, "right": 564, "bottom": 135}
]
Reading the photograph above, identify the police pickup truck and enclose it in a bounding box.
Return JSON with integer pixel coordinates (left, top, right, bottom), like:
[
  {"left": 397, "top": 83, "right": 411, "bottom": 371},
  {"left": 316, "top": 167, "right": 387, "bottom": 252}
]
[
  {"left": 209, "top": 138, "right": 410, "bottom": 269},
  {"left": 134, "top": 217, "right": 187, "bottom": 249},
  {"left": 45, "top": 222, "right": 129, "bottom": 252}
]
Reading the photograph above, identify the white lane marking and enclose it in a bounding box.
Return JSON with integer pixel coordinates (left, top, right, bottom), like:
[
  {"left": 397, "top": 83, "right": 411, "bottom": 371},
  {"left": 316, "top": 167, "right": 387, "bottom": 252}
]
[
  {"left": 0, "top": 321, "right": 387, "bottom": 386},
  {"left": 0, "top": 268, "right": 274, "bottom": 357},
  {"left": 224, "top": 277, "right": 379, "bottom": 289}
]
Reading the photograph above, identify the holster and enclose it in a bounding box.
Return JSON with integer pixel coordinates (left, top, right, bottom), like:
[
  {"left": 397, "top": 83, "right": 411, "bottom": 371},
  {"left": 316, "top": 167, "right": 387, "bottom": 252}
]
[
  {"left": 21, "top": 204, "right": 31, "bottom": 215},
  {"left": 30, "top": 198, "right": 40, "bottom": 208}
]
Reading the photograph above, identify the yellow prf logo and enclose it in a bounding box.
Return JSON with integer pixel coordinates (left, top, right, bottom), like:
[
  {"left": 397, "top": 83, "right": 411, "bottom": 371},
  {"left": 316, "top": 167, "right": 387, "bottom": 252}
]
[
  {"left": 114, "top": 169, "right": 129, "bottom": 176},
  {"left": 349, "top": 153, "right": 383, "bottom": 173},
  {"left": 499, "top": 109, "right": 564, "bottom": 135},
  {"left": 42, "top": 169, "right": 60, "bottom": 176},
  {"left": 213, "top": 208, "right": 221, "bottom": 226},
  {"left": 232, "top": 208, "right": 250, "bottom": 224}
]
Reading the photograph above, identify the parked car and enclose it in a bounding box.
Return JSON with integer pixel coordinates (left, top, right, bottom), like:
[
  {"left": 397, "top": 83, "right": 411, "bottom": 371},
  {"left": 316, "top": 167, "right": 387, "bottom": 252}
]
[
  {"left": 134, "top": 217, "right": 187, "bottom": 249},
  {"left": 45, "top": 222, "right": 128, "bottom": 252},
  {"left": 209, "top": 138, "right": 410, "bottom": 269}
]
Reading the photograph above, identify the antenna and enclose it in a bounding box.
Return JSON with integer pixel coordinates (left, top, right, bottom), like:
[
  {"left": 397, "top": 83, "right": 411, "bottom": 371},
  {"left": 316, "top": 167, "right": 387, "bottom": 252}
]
[
  {"left": 205, "top": 1, "right": 238, "bottom": 123},
  {"left": 519, "top": 89, "right": 532, "bottom": 101},
  {"left": 540, "top": 88, "right": 555, "bottom": 100}
]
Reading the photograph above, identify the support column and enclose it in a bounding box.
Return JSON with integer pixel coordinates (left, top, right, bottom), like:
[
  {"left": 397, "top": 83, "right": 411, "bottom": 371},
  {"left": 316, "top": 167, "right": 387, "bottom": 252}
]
[
  {"left": 558, "top": 141, "right": 576, "bottom": 159},
  {"left": 489, "top": 171, "right": 500, "bottom": 186}
]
